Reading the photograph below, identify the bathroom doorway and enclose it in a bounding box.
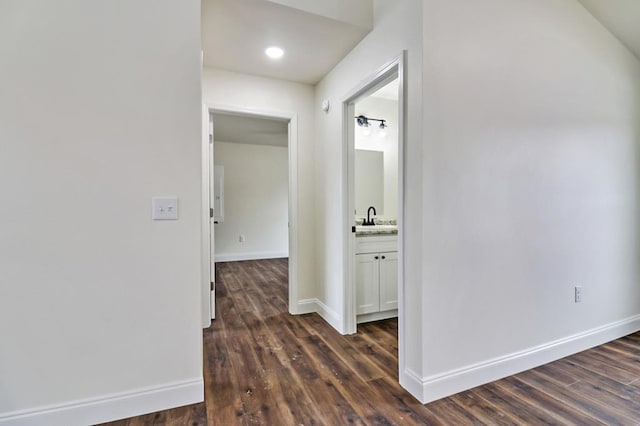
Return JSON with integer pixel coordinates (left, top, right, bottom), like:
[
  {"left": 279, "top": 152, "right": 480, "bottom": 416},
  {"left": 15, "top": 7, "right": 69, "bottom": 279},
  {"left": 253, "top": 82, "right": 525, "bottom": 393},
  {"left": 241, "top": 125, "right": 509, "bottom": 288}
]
[
  {"left": 353, "top": 78, "right": 400, "bottom": 325},
  {"left": 341, "top": 53, "right": 406, "bottom": 375}
]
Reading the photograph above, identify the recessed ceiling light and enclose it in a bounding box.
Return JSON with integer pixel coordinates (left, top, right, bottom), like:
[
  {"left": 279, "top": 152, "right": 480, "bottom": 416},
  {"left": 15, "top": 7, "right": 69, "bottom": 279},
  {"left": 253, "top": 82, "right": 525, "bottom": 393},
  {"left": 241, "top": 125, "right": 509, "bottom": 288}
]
[{"left": 265, "top": 46, "right": 284, "bottom": 59}]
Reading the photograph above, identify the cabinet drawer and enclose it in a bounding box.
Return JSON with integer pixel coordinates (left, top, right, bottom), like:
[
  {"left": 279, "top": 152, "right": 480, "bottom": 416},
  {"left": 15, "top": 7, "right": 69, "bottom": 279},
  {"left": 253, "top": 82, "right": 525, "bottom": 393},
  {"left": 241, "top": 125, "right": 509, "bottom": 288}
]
[{"left": 355, "top": 235, "right": 397, "bottom": 254}]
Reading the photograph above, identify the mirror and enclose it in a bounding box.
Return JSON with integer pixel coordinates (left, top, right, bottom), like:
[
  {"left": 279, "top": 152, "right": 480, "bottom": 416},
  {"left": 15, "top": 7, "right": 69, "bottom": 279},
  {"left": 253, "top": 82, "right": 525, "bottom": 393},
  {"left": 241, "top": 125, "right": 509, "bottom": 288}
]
[{"left": 355, "top": 149, "right": 384, "bottom": 216}]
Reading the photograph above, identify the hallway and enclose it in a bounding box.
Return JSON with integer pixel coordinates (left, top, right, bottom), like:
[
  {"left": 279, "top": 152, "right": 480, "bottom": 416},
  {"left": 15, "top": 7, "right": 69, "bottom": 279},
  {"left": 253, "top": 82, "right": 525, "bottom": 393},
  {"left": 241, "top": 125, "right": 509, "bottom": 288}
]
[{"left": 103, "top": 259, "right": 640, "bottom": 425}]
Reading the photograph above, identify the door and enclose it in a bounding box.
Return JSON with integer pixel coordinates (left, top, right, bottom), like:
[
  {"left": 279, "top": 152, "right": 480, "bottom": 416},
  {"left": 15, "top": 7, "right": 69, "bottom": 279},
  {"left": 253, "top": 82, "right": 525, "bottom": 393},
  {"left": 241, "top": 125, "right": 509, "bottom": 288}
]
[
  {"left": 213, "top": 166, "right": 224, "bottom": 223},
  {"left": 208, "top": 112, "right": 216, "bottom": 319},
  {"left": 355, "top": 253, "right": 380, "bottom": 315}
]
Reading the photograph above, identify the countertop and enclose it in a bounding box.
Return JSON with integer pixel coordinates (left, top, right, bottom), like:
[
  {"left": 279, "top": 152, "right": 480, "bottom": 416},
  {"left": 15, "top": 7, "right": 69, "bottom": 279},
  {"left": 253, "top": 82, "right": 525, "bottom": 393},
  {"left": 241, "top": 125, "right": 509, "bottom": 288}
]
[{"left": 355, "top": 224, "right": 398, "bottom": 236}]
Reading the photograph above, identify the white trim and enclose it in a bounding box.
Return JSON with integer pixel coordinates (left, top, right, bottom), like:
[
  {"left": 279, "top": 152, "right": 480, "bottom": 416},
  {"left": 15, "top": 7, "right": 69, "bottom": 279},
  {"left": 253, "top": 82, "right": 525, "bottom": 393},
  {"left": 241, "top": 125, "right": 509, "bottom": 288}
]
[
  {"left": 0, "top": 378, "right": 203, "bottom": 426},
  {"left": 204, "top": 103, "right": 300, "bottom": 316},
  {"left": 287, "top": 114, "right": 301, "bottom": 314},
  {"left": 400, "top": 368, "right": 425, "bottom": 403},
  {"left": 395, "top": 52, "right": 407, "bottom": 394},
  {"left": 416, "top": 315, "right": 640, "bottom": 404},
  {"left": 296, "top": 298, "right": 318, "bottom": 314},
  {"left": 315, "top": 298, "right": 342, "bottom": 331},
  {"left": 357, "top": 309, "right": 398, "bottom": 324},
  {"left": 297, "top": 298, "right": 343, "bottom": 332},
  {"left": 201, "top": 105, "right": 212, "bottom": 328},
  {"left": 343, "top": 98, "right": 357, "bottom": 335},
  {"left": 215, "top": 252, "right": 288, "bottom": 262}
]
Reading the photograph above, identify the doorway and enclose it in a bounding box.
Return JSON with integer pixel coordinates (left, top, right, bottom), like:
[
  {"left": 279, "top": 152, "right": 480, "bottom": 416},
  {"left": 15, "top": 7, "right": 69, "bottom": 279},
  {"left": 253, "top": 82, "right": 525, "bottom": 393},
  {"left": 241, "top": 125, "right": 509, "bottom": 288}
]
[
  {"left": 353, "top": 78, "right": 400, "bottom": 325},
  {"left": 342, "top": 53, "right": 406, "bottom": 376},
  {"left": 202, "top": 105, "right": 299, "bottom": 326}
]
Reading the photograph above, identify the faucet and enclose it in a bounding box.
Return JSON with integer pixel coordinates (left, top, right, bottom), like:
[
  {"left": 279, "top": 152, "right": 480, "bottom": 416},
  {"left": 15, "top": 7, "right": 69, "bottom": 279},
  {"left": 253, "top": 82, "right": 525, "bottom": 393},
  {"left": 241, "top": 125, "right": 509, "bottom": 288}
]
[{"left": 363, "top": 206, "right": 376, "bottom": 226}]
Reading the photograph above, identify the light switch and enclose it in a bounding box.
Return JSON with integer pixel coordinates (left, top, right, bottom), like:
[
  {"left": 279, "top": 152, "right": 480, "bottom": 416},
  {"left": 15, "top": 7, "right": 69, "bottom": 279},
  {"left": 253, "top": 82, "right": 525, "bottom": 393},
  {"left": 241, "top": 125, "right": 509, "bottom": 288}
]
[{"left": 152, "top": 197, "right": 178, "bottom": 220}]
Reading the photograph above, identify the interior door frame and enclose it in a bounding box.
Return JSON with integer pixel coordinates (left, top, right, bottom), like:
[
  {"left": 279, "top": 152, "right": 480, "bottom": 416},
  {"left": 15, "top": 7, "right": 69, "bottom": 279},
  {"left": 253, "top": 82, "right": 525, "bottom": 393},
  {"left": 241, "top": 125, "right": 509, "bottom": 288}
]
[
  {"left": 201, "top": 103, "right": 299, "bottom": 327},
  {"left": 341, "top": 52, "right": 406, "bottom": 371},
  {"left": 201, "top": 105, "right": 212, "bottom": 328}
]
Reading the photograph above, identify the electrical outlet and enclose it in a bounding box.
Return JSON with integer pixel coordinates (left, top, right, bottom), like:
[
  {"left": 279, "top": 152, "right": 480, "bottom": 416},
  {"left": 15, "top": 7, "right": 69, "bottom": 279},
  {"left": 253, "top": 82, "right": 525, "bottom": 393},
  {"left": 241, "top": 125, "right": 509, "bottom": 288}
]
[
  {"left": 239, "top": 235, "right": 245, "bottom": 243},
  {"left": 574, "top": 286, "right": 582, "bottom": 303}
]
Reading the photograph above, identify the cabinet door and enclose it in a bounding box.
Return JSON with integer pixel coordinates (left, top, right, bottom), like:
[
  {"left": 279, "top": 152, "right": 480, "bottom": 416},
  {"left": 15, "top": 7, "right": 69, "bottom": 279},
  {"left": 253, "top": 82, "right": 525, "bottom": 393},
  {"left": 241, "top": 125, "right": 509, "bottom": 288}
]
[
  {"left": 356, "top": 253, "right": 380, "bottom": 315},
  {"left": 379, "top": 252, "right": 398, "bottom": 312}
]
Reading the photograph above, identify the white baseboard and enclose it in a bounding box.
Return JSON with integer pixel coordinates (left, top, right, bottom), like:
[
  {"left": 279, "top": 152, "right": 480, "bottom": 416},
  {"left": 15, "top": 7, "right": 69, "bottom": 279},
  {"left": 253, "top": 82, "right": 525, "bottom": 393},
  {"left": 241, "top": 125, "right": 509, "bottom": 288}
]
[
  {"left": 296, "top": 298, "right": 318, "bottom": 315},
  {"left": 0, "top": 378, "right": 204, "bottom": 426},
  {"left": 297, "top": 298, "right": 342, "bottom": 333},
  {"left": 417, "top": 314, "right": 640, "bottom": 404},
  {"left": 357, "top": 309, "right": 398, "bottom": 324},
  {"left": 215, "top": 251, "right": 288, "bottom": 262},
  {"left": 400, "top": 368, "right": 426, "bottom": 403}
]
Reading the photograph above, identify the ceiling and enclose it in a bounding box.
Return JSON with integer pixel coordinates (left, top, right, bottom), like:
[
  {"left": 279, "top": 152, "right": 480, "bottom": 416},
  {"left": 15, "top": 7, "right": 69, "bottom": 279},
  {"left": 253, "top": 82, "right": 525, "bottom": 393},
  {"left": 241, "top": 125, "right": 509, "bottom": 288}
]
[
  {"left": 577, "top": 0, "right": 640, "bottom": 60},
  {"left": 202, "top": 1, "right": 640, "bottom": 87},
  {"left": 370, "top": 79, "right": 399, "bottom": 101},
  {"left": 201, "top": 0, "right": 373, "bottom": 85},
  {"left": 213, "top": 113, "right": 288, "bottom": 147}
]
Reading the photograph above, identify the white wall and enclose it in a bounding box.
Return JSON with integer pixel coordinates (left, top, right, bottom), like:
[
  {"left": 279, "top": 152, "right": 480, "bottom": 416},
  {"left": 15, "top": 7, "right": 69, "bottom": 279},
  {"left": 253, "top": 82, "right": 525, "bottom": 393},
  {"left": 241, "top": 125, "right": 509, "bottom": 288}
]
[
  {"left": 355, "top": 96, "right": 399, "bottom": 220},
  {"left": 214, "top": 141, "right": 289, "bottom": 261},
  {"left": 0, "top": 1, "right": 203, "bottom": 424},
  {"left": 420, "top": 0, "right": 640, "bottom": 402},
  {"left": 315, "top": 0, "right": 640, "bottom": 404},
  {"left": 202, "top": 67, "right": 316, "bottom": 304},
  {"left": 313, "top": 0, "right": 424, "bottom": 394}
]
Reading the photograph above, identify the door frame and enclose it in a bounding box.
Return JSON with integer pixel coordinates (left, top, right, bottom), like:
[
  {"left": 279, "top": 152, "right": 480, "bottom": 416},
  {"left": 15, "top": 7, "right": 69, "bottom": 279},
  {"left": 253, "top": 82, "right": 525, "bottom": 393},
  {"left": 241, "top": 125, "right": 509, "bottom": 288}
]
[
  {"left": 341, "top": 52, "right": 406, "bottom": 370},
  {"left": 201, "top": 105, "right": 212, "bottom": 328},
  {"left": 201, "top": 103, "right": 299, "bottom": 327}
]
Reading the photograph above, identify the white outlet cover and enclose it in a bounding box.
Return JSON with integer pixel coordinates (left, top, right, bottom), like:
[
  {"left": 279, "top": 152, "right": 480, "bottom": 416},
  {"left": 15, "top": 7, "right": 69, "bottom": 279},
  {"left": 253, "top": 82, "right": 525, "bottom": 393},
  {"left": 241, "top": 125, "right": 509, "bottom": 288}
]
[{"left": 152, "top": 197, "right": 178, "bottom": 220}]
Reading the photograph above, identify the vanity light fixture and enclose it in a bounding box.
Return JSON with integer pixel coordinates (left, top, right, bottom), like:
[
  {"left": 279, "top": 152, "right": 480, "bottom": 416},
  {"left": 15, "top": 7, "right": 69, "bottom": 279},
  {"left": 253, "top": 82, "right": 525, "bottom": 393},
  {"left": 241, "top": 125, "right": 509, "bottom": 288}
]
[
  {"left": 378, "top": 120, "right": 387, "bottom": 137},
  {"left": 356, "top": 115, "right": 370, "bottom": 127},
  {"left": 355, "top": 115, "right": 387, "bottom": 137}
]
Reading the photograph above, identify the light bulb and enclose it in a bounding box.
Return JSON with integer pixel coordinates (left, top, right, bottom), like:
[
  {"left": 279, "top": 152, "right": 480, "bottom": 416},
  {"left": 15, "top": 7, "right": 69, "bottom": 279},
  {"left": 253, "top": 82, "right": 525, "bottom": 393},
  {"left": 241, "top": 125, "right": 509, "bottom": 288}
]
[
  {"left": 265, "top": 46, "right": 284, "bottom": 59},
  {"left": 377, "top": 121, "right": 387, "bottom": 138}
]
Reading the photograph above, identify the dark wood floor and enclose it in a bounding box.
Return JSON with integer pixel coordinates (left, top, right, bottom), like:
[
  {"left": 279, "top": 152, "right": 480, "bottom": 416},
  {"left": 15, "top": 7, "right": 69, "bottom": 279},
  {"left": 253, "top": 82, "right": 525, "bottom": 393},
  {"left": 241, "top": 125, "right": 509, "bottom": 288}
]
[{"left": 102, "top": 258, "right": 640, "bottom": 425}]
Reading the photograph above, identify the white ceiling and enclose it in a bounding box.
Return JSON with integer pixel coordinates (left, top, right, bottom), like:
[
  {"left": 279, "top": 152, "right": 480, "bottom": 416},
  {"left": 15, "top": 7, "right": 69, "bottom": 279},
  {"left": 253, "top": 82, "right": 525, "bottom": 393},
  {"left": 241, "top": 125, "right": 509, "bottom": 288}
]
[
  {"left": 202, "top": 1, "right": 640, "bottom": 86},
  {"left": 370, "top": 79, "right": 399, "bottom": 101},
  {"left": 201, "top": 0, "right": 373, "bottom": 84},
  {"left": 577, "top": 0, "right": 640, "bottom": 60},
  {"left": 213, "top": 113, "right": 288, "bottom": 147}
]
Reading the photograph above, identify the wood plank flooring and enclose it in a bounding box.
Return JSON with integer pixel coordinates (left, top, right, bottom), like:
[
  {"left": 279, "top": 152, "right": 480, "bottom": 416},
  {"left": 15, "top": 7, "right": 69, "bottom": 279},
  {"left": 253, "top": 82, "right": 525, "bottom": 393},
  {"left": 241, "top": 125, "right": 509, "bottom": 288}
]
[{"left": 101, "top": 258, "right": 640, "bottom": 425}]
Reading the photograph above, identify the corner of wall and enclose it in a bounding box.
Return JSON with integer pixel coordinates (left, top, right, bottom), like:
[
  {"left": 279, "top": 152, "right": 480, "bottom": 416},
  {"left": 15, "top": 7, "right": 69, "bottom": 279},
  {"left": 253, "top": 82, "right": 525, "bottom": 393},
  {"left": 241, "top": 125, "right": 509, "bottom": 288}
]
[{"left": 296, "top": 298, "right": 344, "bottom": 333}]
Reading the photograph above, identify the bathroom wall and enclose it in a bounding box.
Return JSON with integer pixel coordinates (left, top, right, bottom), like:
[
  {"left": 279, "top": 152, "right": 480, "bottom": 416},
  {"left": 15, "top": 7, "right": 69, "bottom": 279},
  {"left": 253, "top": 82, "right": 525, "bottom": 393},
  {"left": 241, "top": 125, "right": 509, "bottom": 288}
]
[
  {"left": 214, "top": 141, "right": 289, "bottom": 261},
  {"left": 354, "top": 95, "right": 399, "bottom": 220}
]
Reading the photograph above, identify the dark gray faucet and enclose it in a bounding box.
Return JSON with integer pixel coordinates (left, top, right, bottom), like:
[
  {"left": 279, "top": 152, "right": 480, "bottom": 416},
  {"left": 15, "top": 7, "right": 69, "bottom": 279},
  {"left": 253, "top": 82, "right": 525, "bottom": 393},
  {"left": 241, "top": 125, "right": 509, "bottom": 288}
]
[{"left": 363, "top": 206, "right": 376, "bottom": 226}]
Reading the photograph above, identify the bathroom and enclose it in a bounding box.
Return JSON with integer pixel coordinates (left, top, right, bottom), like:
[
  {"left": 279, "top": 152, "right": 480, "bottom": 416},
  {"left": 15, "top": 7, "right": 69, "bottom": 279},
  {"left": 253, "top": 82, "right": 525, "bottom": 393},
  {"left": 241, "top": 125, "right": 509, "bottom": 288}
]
[{"left": 353, "top": 78, "right": 399, "bottom": 325}]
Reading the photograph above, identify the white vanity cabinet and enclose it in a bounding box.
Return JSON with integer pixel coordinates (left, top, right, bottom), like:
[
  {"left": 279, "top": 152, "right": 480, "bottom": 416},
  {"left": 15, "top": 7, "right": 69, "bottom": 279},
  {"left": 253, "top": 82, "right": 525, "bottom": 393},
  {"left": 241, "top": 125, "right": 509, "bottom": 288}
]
[{"left": 355, "top": 235, "right": 398, "bottom": 323}]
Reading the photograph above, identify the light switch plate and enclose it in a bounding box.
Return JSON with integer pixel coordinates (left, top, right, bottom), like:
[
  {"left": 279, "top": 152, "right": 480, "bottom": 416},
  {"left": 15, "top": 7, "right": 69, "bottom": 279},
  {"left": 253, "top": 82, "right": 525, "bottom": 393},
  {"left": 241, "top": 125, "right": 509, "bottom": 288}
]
[{"left": 152, "top": 197, "right": 178, "bottom": 220}]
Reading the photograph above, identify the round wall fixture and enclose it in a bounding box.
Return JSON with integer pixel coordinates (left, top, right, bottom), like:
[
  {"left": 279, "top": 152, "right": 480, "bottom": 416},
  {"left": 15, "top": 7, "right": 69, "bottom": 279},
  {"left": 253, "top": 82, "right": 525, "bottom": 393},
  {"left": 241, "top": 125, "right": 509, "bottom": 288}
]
[{"left": 321, "top": 99, "right": 330, "bottom": 113}]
